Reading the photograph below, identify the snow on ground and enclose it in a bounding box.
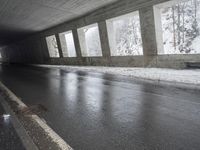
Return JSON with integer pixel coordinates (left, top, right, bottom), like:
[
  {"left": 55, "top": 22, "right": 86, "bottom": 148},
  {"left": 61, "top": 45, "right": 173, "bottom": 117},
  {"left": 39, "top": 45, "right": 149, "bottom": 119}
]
[
  {"left": 34, "top": 65, "right": 200, "bottom": 88},
  {"left": 191, "top": 36, "right": 200, "bottom": 53}
]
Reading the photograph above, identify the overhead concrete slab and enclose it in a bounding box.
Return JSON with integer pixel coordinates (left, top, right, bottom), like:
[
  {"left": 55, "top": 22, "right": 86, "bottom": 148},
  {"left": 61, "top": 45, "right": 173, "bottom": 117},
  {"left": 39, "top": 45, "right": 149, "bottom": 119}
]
[{"left": 0, "top": 0, "right": 118, "bottom": 45}]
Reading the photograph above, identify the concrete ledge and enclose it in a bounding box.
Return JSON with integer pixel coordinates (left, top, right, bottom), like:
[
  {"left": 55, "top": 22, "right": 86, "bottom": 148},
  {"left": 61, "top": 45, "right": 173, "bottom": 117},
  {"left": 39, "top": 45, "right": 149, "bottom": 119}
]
[{"left": 185, "top": 62, "right": 200, "bottom": 69}]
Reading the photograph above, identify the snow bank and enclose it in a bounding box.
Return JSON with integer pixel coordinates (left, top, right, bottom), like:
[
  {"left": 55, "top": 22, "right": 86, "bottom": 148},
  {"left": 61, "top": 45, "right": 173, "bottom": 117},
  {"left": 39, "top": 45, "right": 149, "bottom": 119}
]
[{"left": 34, "top": 65, "right": 200, "bottom": 88}]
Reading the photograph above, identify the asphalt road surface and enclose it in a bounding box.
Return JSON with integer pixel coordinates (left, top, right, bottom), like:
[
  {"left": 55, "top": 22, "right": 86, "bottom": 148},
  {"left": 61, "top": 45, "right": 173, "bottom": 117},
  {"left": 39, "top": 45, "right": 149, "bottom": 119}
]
[{"left": 0, "top": 64, "right": 199, "bottom": 150}]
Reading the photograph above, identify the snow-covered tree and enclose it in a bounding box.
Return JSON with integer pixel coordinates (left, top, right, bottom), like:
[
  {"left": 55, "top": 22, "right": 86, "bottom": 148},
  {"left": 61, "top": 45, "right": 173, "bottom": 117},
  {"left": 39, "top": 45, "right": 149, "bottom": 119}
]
[
  {"left": 113, "top": 14, "right": 143, "bottom": 56},
  {"left": 46, "top": 35, "right": 59, "bottom": 57},
  {"left": 161, "top": 0, "right": 200, "bottom": 54}
]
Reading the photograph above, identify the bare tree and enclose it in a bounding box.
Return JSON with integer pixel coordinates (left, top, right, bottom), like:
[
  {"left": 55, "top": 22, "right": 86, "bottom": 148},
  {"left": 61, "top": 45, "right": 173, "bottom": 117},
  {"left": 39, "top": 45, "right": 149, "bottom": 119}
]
[{"left": 172, "top": 6, "right": 177, "bottom": 50}]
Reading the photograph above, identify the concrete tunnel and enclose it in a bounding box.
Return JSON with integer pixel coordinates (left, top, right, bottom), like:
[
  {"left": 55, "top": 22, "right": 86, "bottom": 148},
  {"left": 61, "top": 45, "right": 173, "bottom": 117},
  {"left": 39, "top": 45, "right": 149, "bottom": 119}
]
[{"left": 0, "top": 0, "right": 200, "bottom": 150}]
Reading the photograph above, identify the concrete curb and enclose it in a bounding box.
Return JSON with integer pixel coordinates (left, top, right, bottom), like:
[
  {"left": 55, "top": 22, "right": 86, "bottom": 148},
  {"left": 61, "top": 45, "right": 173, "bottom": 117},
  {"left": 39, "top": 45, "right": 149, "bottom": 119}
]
[
  {"left": 0, "top": 81, "right": 73, "bottom": 150},
  {"left": 0, "top": 94, "right": 39, "bottom": 150}
]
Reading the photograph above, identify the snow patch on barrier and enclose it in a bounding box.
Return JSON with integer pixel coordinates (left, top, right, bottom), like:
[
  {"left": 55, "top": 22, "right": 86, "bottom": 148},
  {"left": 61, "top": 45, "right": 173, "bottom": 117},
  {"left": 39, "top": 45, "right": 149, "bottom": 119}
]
[{"left": 34, "top": 65, "right": 200, "bottom": 87}]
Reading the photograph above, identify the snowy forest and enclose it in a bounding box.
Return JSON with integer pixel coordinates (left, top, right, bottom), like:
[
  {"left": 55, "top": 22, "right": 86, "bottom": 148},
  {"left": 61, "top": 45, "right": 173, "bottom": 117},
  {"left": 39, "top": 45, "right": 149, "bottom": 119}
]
[
  {"left": 112, "top": 13, "right": 143, "bottom": 56},
  {"left": 46, "top": 36, "right": 59, "bottom": 57},
  {"left": 161, "top": 0, "right": 200, "bottom": 54},
  {"left": 84, "top": 26, "right": 102, "bottom": 56}
]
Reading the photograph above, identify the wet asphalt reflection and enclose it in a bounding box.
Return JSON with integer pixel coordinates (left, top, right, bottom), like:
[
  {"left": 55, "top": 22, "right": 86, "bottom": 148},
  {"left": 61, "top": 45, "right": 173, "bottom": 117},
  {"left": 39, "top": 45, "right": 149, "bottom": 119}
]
[{"left": 0, "top": 64, "right": 200, "bottom": 150}]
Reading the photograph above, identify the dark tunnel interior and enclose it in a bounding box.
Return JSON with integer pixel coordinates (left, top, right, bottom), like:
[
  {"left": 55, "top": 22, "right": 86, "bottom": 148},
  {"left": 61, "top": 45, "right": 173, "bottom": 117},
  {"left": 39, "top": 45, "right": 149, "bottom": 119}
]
[{"left": 0, "top": 0, "right": 200, "bottom": 150}]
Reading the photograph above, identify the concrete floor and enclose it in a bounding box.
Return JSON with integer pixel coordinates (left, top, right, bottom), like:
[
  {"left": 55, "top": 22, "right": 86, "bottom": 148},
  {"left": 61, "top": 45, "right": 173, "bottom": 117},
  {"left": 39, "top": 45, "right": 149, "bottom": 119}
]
[
  {"left": 0, "top": 64, "right": 200, "bottom": 150},
  {"left": 0, "top": 99, "right": 25, "bottom": 150}
]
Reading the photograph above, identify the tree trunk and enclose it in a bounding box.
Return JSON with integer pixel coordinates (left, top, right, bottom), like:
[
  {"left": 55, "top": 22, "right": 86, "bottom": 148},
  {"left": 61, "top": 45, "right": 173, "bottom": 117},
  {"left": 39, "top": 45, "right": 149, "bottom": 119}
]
[
  {"left": 172, "top": 6, "right": 176, "bottom": 50},
  {"left": 177, "top": 5, "right": 181, "bottom": 45},
  {"left": 194, "top": 0, "right": 198, "bottom": 37},
  {"left": 182, "top": 3, "right": 185, "bottom": 43},
  {"left": 194, "top": 0, "right": 197, "bottom": 23}
]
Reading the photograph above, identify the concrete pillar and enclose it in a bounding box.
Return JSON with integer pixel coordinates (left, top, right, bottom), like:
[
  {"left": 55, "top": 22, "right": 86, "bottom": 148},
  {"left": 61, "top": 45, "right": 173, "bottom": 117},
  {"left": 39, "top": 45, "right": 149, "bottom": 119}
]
[
  {"left": 41, "top": 37, "right": 50, "bottom": 59},
  {"left": 154, "top": 5, "right": 164, "bottom": 54},
  {"left": 139, "top": 6, "right": 158, "bottom": 67},
  {"left": 98, "top": 21, "right": 111, "bottom": 58},
  {"left": 77, "top": 29, "right": 87, "bottom": 57},
  {"left": 72, "top": 29, "right": 82, "bottom": 58},
  {"left": 55, "top": 33, "right": 63, "bottom": 58}
]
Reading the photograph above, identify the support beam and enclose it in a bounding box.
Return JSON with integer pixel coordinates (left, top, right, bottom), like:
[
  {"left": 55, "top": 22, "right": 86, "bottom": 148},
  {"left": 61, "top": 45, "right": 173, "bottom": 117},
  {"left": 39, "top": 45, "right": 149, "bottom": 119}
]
[
  {"left": 139, "top": 6, "right": 158, "bottom": 67},
  {"left": 55, "top": 34, "right": 63, "bottom": 58},
  {"left": 98, "top": 21, "right": 111, "bottom": 58},
  {"left": 72, "top": 29, "right": 82, "bottom": 58}
]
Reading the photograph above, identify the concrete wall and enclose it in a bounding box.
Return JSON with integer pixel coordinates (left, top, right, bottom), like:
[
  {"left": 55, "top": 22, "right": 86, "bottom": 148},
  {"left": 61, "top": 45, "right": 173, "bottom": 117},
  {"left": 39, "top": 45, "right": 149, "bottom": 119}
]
[{"left": 1, "top": 0, "right": 200, "bottom": 69}]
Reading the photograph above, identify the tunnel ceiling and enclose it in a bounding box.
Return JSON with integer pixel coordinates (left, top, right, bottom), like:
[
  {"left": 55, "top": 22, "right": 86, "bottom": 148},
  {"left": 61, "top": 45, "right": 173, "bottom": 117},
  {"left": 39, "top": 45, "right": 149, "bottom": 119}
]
[{"left": 0, "top": 0, "right": 118, "bottom": 45}]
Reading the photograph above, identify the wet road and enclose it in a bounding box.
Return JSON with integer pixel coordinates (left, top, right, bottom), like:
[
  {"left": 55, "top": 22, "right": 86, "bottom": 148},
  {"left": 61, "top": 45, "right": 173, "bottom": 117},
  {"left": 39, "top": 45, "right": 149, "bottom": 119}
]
[
  {"left": 0, "top": 96, "right": 25, "bottom": 150},
  {"left": 0, "top": 64, "right": 200, "bottom": 150}
]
